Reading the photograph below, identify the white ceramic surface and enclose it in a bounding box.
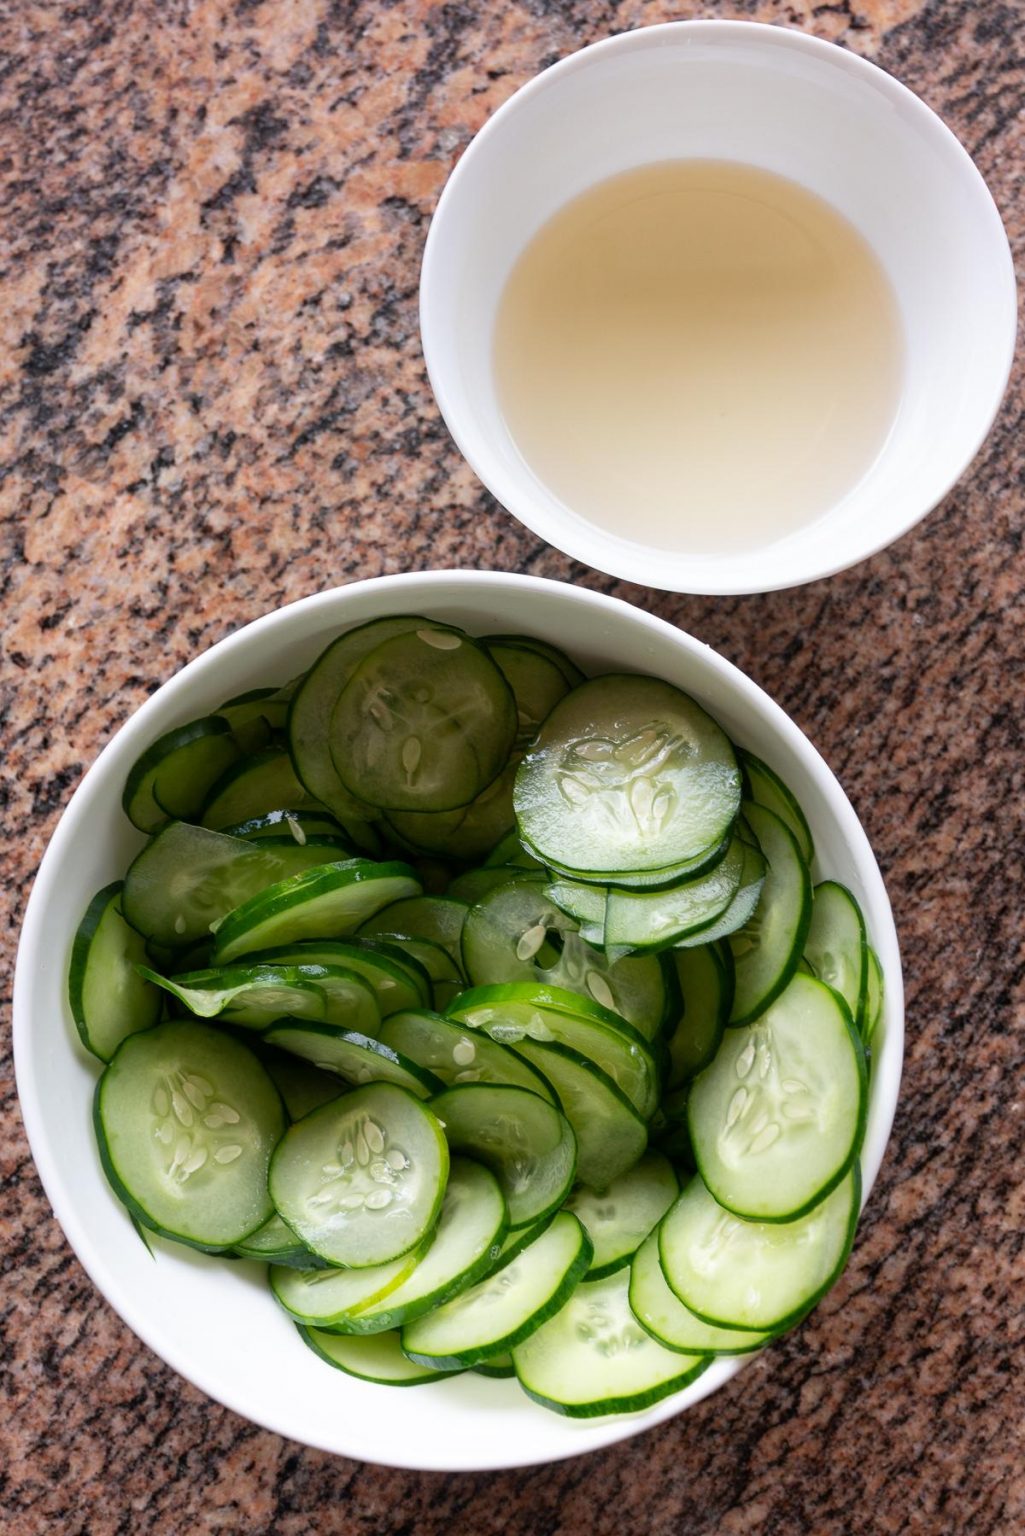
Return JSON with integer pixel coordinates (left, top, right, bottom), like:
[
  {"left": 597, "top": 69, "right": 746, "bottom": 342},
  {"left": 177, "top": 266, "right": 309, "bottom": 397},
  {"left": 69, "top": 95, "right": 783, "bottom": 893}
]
[
  {"left": 420, "top": 21, "right": 1016, "bottom": 594},
  {"left": 15, "top": 571, "right": 904, "bottom": 1469}
]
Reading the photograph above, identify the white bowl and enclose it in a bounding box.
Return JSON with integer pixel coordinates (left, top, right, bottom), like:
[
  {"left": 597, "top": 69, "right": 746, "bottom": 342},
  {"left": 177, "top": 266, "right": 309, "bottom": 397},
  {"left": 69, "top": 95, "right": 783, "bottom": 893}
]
[
  {"left": 14, "top": 571, "right": 904, "bottom": 1469},
  {"left": 420, "top": 21, "right": 1016, "bottom": 594}
]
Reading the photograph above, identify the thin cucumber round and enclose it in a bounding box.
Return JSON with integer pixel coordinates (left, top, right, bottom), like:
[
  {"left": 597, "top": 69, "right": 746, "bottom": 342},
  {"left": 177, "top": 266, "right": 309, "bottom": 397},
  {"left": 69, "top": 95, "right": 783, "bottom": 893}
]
[
  {"left": 201, "top": 747, "right": 326, "bottom": 830},
  {"left": 566, "top": 1150, "right": 679, "bottom": 1279},
  {"left": 139, "top": 962, "right": 331, "bottom": 1029},
  {"left": 629, "top": 1230, "right": 769, "bottom": 1354},
  {"left": 69, "top": 882, "right": 162, "bottom": 1061},
  {"left": 430, "top": 1084, "right": 576, "bottom": 1229},
  {"left": 376, "top": 1010, "right": 559, "bottom": 1102},
  {"left": 259, "top": 1048, "right": 348, "bottom": 1121},
  {"left": 359, "top": 895, "right": 468, "bottom": 971},
  {"left": 272, "top": 1245, "right": 428, "bottom": 1327},
  {"left": 446, "top": 865, "right": 525, "bottom": 905},
  {"left": 211, "top": 860, "right": 420, "bottom": 963},
  {"left": 269, "top": 1083, "right": 449, "bottom": 1267},
  {"left": 510, "top": 1039, "right": 646, "bottom": 1190},
  {"left": 659, "top": 1166, "right": 861, "bottom": 1333},
  {"left": 402, "top": 1210, "right": 592, "bottom": 1369},
  {"left": 514, "top": 675, "right": 741, "bottom": 876},
  {"left": 245, "top": 939, "right": 429, "bottom": 1017},
  {"left": 740, "top": 749, "right": 815, "bottom": 866},
  {"left": 804, "top": 881, "right": 869, "bottom": 1036},
  {"left": 674, "top": 828, "right": 767, "bottom": 949},
  {"left": 95, "top": 1020, "right": 285, "bottom": 1251},
  {"left": 299, "top": 1326, "right": 460, "bottom": 1384},
  {"left": 235, "top": 1212, "right": 327, "bottom": 1268},
  {"left": 122, "top": 716, "right": 239, "bottom": 834},
  {"left": 386, "top": 760, "right": 518, "bottom": 862},
  {"left": 667, "top": 943, "right": 730, "bottom": 1088},
  {"left": 473, "top": 1352, "right": 515, "bottom": 1379},
  {"left": 602, "top": 835, "right": 746, "bottom": 950},
  {"left": 728, "top": 804, "right": 812, "bottom": 1026},
  {"left": 538, "top": 832, "right": 733, "bottom": 893},
  {"left": 864, "top": 947, "right": 884, "bottom": 1045},
  {"left": 264, "top": 1021, "right": 444, "bottom": 1099},
  {"left": 512, "top": 1268, "right": 709, "bottom": 1418},
  {"left": 485, "top": 640, "right": 573, "bottom": 750},
  {"left": 483, "top": 634, "right": 584, "bottom": 690}
]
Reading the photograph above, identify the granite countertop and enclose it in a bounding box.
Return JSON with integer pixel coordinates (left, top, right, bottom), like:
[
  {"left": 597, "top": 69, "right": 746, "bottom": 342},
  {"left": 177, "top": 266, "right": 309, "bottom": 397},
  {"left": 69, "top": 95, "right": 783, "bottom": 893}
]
[{"left": 2, "top": 0, "right": 1023, "bottom": 1530}]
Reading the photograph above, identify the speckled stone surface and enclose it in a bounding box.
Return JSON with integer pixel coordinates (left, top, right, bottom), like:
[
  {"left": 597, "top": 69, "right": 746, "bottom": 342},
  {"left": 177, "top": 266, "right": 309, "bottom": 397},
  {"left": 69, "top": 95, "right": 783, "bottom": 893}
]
[{"left": 2, "top": 0, "right": 1023, "bottom": 1530}]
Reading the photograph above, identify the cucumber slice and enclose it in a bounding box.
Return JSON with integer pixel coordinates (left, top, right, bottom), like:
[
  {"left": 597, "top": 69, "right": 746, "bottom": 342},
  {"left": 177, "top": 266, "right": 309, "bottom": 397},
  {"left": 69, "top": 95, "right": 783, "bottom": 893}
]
[
  {"left": 201, "top": 747, "right": 326, "bottom": 831},
  {"left": 538, "top": 833, "right": 733, "bottom": 892},
  {"left": 272, "top": 1244, "right": 428, "bottom": 1326},
  {"left": 667, "top": 944, "right": 729, "bottom": 1087},
  {"left": 299, "top": 1326, "right": 460, "bottom": 1385},
  {"left": 269, "top": 1083, "right": 449, "bottom": 1267},
  {"left": 359, "top": 895, "right": 468, "bottom": 971},
  {"left": 211, "top": 860, "right": 420, "bottom": 963},
  {"left": 95, "top": 1020, "right": 285, "bottom": 1251},
  {"left": 740, "top": 749, "right": 815, "bottom": 866},
  {"left": 402, "top": 1211, "right": 591, "bottom": 1368},
  {"left": 650, "top": 1086, "right": 694, "bottom": 1168},
  {"left": 288, "top": 616, "right": 434, "bottom": 826},
  {"left": 484, "top": 634, "right": 585, "bottom": 689},
  {"left": 728, "top": 804, "right": 812, "bottom": 1025},
  {"left": 139, "top": 962, "right": 330, "bottom": 1029},
  {"left": 216, "top": 686, "right": 289, "bottom": 753},
  {"left": 374, "top": 935, "right": 464, "bottom": 1013},
  {"left": 628, "top": 1230, "right": 769, "bottom": 1354},
  {"left": 259, "top": 1048, "right": 347, "bottom": 1120},
  {"left": 386, "top": 760, "right": 518, "bottom": 862},
  {"left": 330, "top": 627, "right": 516, "bottom": 813},
  {"left": 122, "top": 716, "right": 240, "bottom": 834},
  {"left": 430, "top": 1084, "right": 576, "bottom": 1229},
  {"left": 488, "top": 1211, "right": 558, "bottom": 1272},
  {"left": 246, "top": 939, "right": 429, "bottom": 1017},
  {"left": 446, "top": 865, "right": 523, "bottom": 905},
  {"left": 484, "top": 831, "right": 543, "bottom": 870},
  {"left": 121, "top": 822, "right": 348, "bottom": 949},
  {"left": 69, "top": 882, "right": 162, "bottom": 1061},
  {"left": 235, "top": 1212, "right": 328, "bottom": 1268},
  {"left": 473, "top": 1352, "right": 515, "bottom": 1378},
  {"left": 219, "top": 809, "right": 349, "bottom": 844},
  {"left": 446, "top": 983, "right": 660, "bottom": 1120},
  {"left": 353, "top": 1159, "right": 508, "bottom": 1331},
  {"left": 566, "top": 1151, "right": 679, "bottom": 1279},
  {"left": 265, "top": 1021, "right": 444, "bottom": 1100},
  {"left": 545, "top": 878, "right": 607, "bottom": 930},
  {"left": 376, "top": 1011, "right": 558, "bottom": 1102},
  {"left": 689, "top": 974, "right": 866, "bottom": 1221},
  {"left": 511, "top": 1040, "right": 646, "bottom": 1189},
  {"left": 514, "top": 675, "right": 740, "bottom": 876},
  {"left": 804, "top": 881, "right": 869, "bottom": 1035},
  {"left": 512, "top": 1268, "right": 709, "bottom": 1418},
  {"left": 485, "top": 640, "right": 572, "bottom": 750},
  {"left": 660, "top": 1167, "right": 860, "bottom": 1333},
  {"left": 602, "top": 835, "right": 746, "bottom": 950},
  {"left": 674, "top": 829, "right": 767, "bottom": 948},
  {"left": 864, "top": 947, "right": 884, "bottom": 1045}
]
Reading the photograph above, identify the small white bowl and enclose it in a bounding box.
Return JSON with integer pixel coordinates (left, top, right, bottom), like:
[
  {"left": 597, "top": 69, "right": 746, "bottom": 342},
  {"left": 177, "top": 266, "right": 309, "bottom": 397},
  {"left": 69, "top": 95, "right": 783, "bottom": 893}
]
[
  {"left": 15, "top": 571, "right": 903, "bottom": 1469},
  {"left": 420, "top": 22, "right": 1016, "bottom": 594}
]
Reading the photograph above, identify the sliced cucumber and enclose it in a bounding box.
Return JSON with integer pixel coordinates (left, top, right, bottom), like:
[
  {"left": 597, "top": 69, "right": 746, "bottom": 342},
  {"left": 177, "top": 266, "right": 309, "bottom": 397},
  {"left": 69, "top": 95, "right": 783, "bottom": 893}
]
[
  {"left": 272, "top": 1245, "right": 428, "bottom": 1326},
  {"left": 511, "top": 1040, "right": 646, "bottom": 1190},
  {"left": 235, "top": 1212, "right": 327, "bottom": 1268},
  {"left": 122, "top": 716, "right": 240, "bottom": 834},
  {"left": 269, "top": 1083, "right": 449, "bottom": 1267},
  {"left": 376, "top": 1010, "right": 558, "bottom": 1102},
  {"left": 430, "top": 1084, "right": 576, "bottom": 1229},
  {"left": 728, "top": 804, "right": 812, "bottom": 1026},
  {"left": 667, "top": 944, "right": 730, "bottom": 1087},
  {"left": 69, "top": 882, "right": 163, "bottom": 1061},
  {"left": 387, "top": 760, "right": 518, "bottom": 862},
  {"left": 540, "top": 833, "right": 734, "bottom": 893},
  {"left": 259, "top": 1048, "right": 347, "bottom": 1120},
  {"left": 264, "top": 1021, "right": 443, "bottom": 1100},
  {"left": 487, "top": 1211, "right": 558, "bottom": 1272},
  {"left": 483, "top": 634, "right": 584, "bottom": 690},
  {"left": 512, "top": 1268, "right": 709, "bottom": 1418},
  {"left": 201, "top": 747, "right": 326, "bottom": 831},
  {"left": 674, "top": 828, "right": 767, "bottom": 948},
  {"left": 95, "top": 1020, "right": 285, "bottom": 1251},
  {"left": 353, "top": 1159, "right": 508, "bottom": 1331},
  {"left": 359, "top": 895, "right": 468, "bottom": 971},
  {"left": 245, "top": 939, "right": 428, "bottom": 1017},
  {"left": 864, "top": 947, "right": 884, "bottom": 1045},
  {"left": 446, "top": 983, "right": 660, "bottom": 1120},
  {"left": 139, "top": 962, "right": 328, "bottom": 1029},
  {"left": 689, "top": 974, "right": 865, "bottom": 1222},
  {"left": 219, "top": 809, "right": 349, "bottom": 844},
  {"left": 514, "top": 675, "right": 740, "bottom": 876},
  {"left": 659, "top": 1166, "right": 860, "bottom": 1333},
  {"left": 566, "top": 1151, "right": 679, "bottom": 1279},
  {"left": 402, "top": 1211, "right": 591, "bottom": 1368},
  {"left": 804, "top": 881, "right": 869, "bottom": 1035},
  {"left": 299, "top": 1326, "right": 460, "bottom": 1384},
  {"left": 484, "top": 830, "right": 543, "bottom": 870},
  {"left": 740, "top": 749, "right": 815, "bottom": 866},
  {"left": 211, "top": 860, "right": 420, "bottom": 963},
  {"left": 485, "top": 640, "right": 573, "bottom": 750},
  {"left": 602, "top": 835, "right": 746, "bottom": 950},
  {"left": 330, "top": 627, "right": 516, "bottom": 813},
  {"left": 473, "top": 1352, "right": 515, "bottom": 1379},
  {"left": 629, "top": 1230, "right": 768, "bottom": 1354}
]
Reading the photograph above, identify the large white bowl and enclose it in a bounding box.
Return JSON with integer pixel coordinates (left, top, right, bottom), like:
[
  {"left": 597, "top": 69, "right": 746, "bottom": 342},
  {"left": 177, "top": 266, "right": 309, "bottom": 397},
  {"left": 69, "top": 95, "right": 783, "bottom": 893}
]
[
  {"left": 14, "top": 571, "right": 903, "bottom": 1469},
  {"left": 420, "top": 21, "right": 1016, "bottom": 593}
]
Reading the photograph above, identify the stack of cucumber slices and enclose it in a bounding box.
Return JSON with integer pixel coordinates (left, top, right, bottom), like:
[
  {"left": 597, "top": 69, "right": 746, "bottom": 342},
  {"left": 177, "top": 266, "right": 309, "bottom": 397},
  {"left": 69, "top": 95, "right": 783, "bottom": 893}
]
[{"left": 69, "top": 615, "right": 884, "bottom": 1418}]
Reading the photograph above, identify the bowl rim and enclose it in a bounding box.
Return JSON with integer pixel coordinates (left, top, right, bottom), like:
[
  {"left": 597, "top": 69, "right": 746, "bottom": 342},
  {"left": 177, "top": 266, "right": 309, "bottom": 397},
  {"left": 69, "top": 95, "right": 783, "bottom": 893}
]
[
  {"left": 13, "top": 570, "right": 905, "bottom": 1468},
  {"left": 419, "top": 19, "right": 1018, "bottom": 595}
]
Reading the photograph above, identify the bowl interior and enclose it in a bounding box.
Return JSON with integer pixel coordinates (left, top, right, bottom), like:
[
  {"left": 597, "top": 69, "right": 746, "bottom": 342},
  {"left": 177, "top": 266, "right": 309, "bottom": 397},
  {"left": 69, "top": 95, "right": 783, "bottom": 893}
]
[
  {"left": 421, "top": 23, "right": 1015, "bottom": 591},
  {"left": 15, "top": 572, "right": 904, "bottom": 1469}
]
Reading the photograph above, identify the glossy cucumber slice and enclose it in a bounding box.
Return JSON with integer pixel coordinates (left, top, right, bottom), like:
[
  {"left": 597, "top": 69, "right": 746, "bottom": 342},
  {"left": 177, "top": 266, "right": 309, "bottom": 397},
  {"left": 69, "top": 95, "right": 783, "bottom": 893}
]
[
  {"left": 376, "top": 1011, "right": 558, "bottom": 1101},
  {"left": 211, "top": 860, "right": 420, "bottom": 963},
  {"left": 219, "top": 809, "right": 348, "bottom": 843},
  {"left": 538, "top": 833, "right": 733, "bottom": 892},
  {"left": 674, "top": 826, "right": 767, "bottom": 948},
  {"left": 689, "top": 974, "right": 866, "bottom": 1221},
  {"left": 330, "top": 627, "right": 516, "bottom": 813},
  {"left": 95, "top": 1020, "right": 285, "bottom": 1251},
  {"left": 667, "top": 943, "right": 730, "bottom": 1087},
  {"left": 804, "top": 881, "right": 869, "bottom": 1035},
  {"left": 512, "top": 1268, "right": 709, "bottom": 1418},
  {"left": 566, "top": 1150, "right": 679, "bottom": 1279},
  {"left": 659, "top": 1166, "right": 860, "bottom": 1333},
  {"left": 272, "top": 1246, "right": 428, "bottom": 1326},
  {"left": 264, "top": 1021, "right": 444, "bottom": 1100},
  {"left": 122, "top": 716, "right": 239, "bottom": 834},
  {"left": 259, "top": 1048, "right": 347, "bottom": 1120},
  {"left": 430, "top": 1083, "right": 576, "bottom": 1229},
  {"left": 510, "top": 1040, "right": 646, "bottom": 1190},
  {"left": 359, "top": 896, "right": 468, "bottom": 971},
  {"left": 353, "top": 1159, "right": 508, "bottom": 1331},
  {"left": 234, "top": 1212, "right": 328, "bottom": 1268},
  {"left": 402, "top": 1211, "right": 591, "bottom": 1369},
  {"left": 602, "top": 835, "right": 746, "bottom": 950},
  {"left": 245, "top": 939, "right": 429, "bottom": 1017},
  {"left": 299, "top": 1326, "right": 460, "bottom": 1384},
  {"left": 386, "top": 760, "right": 518, "bottom": 862},
  {"left": 69, "top": 882, "right": 162, "bottom": 1061},
  {"left": 629, "top": 1230, "right": 769, "bottom": 1354},
  {"left": 201, "top": 747, "right": 326, "bottom": 830},
  {"left": 446, "top": 983, "right": 660, "bottom": 1120},
  {"left": 485, "top": 640, "right": 572, "bottom": 750},
  {"left": 139, "top": 962, "right": 328, "bottom": 1028},
  {"left": 728, "top": 804, "right": 812, "bottom": 1025},
  {"left": 484, "top": 831, "right": 543, "bottom": 870},
  {"left": 473, "top": 1352, "right": 515, "bottom": 1379},
  {"left": 740, "top": 749, "right": 815, "bottom": 866},
  {"left": 269, "top": 1083, "right": 449, "bottom": 1267},
  {"left": 483, "top": 634, "right": 584, "bottom": 690},
  {"left": 514, "top": 675, "right": 741, "bottom": 876}
]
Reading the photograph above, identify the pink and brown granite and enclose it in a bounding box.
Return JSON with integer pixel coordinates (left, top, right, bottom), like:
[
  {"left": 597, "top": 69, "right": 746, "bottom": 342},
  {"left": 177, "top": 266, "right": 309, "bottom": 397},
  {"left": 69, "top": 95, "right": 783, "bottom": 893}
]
[{"left": 1, "top": 0, "right": 1023, "bottom": 1531}]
